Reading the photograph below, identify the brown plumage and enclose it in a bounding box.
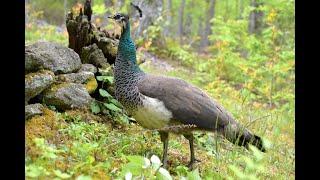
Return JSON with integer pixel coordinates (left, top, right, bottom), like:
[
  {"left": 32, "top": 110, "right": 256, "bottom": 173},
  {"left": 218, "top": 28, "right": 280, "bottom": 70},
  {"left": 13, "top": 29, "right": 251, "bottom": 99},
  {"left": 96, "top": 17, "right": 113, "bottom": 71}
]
[{"left": 138, "top": 74, "right": 265, "bottom": 168}]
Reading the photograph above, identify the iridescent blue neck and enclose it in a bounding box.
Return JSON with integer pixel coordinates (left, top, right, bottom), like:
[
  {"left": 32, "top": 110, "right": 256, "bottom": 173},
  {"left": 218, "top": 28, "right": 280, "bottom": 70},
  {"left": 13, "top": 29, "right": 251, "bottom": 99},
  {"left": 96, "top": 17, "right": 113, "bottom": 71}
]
[{"left": 117, "top": 22, "right": 142, "bottom": 73}]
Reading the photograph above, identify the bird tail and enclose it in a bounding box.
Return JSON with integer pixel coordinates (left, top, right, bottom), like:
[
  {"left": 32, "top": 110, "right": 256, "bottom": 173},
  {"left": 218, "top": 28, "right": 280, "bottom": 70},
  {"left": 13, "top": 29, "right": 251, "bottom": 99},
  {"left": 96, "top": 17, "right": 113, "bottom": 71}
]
[{"left": 218, "top": 122, "right": 266, "bottom": 152}]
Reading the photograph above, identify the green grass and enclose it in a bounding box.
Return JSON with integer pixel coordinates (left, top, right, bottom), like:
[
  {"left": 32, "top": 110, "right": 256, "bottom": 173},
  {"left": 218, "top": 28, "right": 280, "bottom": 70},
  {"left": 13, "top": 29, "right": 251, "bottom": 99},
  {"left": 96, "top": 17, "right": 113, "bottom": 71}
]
[
  {"left": 25, "top": 59, "right": 294, "bottom": 179},
  {"left": 25, "top": 23, "right": 68, "bottom": 46}
]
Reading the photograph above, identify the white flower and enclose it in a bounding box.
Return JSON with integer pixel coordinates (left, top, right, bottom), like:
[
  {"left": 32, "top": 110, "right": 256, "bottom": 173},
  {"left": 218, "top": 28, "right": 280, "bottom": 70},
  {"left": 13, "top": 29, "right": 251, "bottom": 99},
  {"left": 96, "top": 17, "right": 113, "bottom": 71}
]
[
  {"left": 150, "top": 155, "right": 161, "bottom": 165},
  {"left": 158, "top": 167, "right": 172, "bottom": 180},
  {"left": 142, "top": 157, "right": 151, "bottom": 168},
  {"left": 125, "top": 172, "right": 132, "bottom": 180}
]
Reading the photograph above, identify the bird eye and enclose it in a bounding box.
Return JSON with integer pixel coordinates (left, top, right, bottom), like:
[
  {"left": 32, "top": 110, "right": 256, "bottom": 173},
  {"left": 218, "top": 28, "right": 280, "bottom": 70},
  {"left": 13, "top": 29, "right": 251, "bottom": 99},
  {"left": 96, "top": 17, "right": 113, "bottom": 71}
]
[{"left": 115, "top": 14, "right": 121, "bottom": 19}]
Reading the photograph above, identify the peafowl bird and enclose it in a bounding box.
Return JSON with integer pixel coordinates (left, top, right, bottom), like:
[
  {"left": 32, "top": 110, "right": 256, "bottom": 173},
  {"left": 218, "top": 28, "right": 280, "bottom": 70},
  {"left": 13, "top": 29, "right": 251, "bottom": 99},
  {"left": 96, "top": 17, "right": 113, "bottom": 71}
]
[{"left": 108, "top": 13, "right": 266, "bottom": 169}]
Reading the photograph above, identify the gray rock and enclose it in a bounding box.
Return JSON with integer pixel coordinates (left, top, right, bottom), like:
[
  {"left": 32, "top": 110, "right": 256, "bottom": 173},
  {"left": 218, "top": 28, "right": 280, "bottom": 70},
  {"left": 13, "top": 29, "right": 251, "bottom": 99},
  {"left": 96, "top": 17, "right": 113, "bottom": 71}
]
[
  {"left": 42, "top": 83, "right": 93, "bottom": 110},
  {"left": 25, "top": 41, "right": 82, "bottom": 74},
  {"left": 25, "top": 70, "right": 55, "bottom": 103},
  {"left": 56, "top": 71, "right": 98, "bottom": 94},
  {"left": 56, "top": 71, "right": 95, "bottom": 84},
  {"left": 78, "top": 64, "right": 97, "bottom": 74},
  {"left": 25, "top": 103, "right": 44, "bottom": 120},
  {"left": 81, "top": 43, "right": 110, "bottom": 68}
]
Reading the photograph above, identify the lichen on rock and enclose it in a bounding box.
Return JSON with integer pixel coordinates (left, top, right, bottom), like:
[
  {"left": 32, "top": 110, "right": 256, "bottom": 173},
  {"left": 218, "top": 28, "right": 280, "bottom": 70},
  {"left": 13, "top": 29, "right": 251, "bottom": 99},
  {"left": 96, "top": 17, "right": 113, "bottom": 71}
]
[
  {"left": 56, "top": 71, "right": 98, "bottom": 94},
  {"left": 56, "top": 71, "right": 95, "bottom": 84},
  {"left": 25, "top": 41, "right": 82, "bottom": 74},
  {"left": 25, "top": 70, "right": 55, "bottom": 103},
  {"left": 25, "top": 103, "right": 45, "bottom": 120},
  {"left": 81, "top": 43, "right": 110, "bottom": 68},
  {"left": 85, "top": 76, "right": 98, "bottom": 94},
  {"left": 42, "top": 83, "right": 93, "bottom": 110},
  {"left": 78, "top": 64, "right": 98, "bottom": 74}
]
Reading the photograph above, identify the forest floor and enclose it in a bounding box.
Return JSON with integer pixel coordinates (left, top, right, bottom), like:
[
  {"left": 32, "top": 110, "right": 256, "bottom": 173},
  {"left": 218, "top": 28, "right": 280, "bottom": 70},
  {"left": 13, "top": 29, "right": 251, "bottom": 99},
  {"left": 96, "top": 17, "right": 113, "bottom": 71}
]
[
  {"left": 26, "top": 50, "right": 294, "bottom": 180},
  {"left": 25, "top": 27, "right": 294, "bottom": 179}
]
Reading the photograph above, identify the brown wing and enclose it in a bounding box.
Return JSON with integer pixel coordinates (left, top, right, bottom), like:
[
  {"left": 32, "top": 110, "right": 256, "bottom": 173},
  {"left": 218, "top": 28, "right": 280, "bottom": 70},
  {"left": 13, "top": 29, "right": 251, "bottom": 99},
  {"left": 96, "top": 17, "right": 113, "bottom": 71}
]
[{"left": 137, "top": 74, "right": 235, "bottom": 130}]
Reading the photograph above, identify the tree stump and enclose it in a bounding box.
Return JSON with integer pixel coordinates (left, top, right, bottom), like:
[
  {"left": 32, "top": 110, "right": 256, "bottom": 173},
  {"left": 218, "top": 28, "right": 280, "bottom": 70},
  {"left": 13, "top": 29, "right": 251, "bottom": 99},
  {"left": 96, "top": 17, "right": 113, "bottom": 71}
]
[{"left": 66, "top": 1, "right": 119, "bottom": 65}]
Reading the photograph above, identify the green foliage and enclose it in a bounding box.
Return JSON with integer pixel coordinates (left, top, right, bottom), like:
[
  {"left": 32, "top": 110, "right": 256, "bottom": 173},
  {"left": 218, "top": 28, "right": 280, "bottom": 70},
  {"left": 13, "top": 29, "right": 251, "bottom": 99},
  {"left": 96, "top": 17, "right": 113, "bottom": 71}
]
[
  {"left": 25, "top": 23, "right": 68, "bottom": 46},
  {"left": 120, "top": 155, "right": 173, "bottom": 179},
  {"left": 227, "top": 146, "right": 266, "bottom": 180},
  {"left": 28, "top": 0, "right": 68, "bottom": 25},
  {"left": 26, "top": 138, "right": 66, "bottom": 178},
  {"left": 93, "top": 71, "right": 128, "bottom": 125},
  {"left": 96, "top": 76, "right": 114, "bottom": 85},
  {"left": 92, "top": 0, "right": 107, "bottom": 15},
  {"left": 89, "top": 88, "right": 128, "bottom": 125},
  {"left": 136, "top": 16, "right": 165, "bottom": 52},
  {"left": 164, "top": 39, "right": 197, "bottom": 67}
]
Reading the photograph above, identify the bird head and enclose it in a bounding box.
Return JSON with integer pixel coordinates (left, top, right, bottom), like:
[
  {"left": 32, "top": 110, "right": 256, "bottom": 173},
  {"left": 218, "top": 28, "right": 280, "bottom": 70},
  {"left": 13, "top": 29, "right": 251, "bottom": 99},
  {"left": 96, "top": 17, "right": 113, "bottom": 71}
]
[{"left": 108, "top": 13, "right": 130, "bottom": 32}]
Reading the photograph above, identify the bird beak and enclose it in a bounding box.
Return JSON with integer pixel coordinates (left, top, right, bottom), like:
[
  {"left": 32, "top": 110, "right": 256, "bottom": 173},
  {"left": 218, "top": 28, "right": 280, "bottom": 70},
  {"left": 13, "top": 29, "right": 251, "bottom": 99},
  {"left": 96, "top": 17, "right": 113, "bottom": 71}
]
[{"left": 108, "top": 15, "right": 114, "bottom": 19}]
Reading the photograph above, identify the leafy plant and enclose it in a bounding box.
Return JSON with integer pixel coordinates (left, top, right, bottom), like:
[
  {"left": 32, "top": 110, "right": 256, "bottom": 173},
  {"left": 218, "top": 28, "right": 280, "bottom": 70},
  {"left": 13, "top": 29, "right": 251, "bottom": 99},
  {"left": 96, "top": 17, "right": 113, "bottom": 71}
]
[
  {"left": 120, "top": 155, "right": 172, "bottom": 179},
  {"left": 92, "top": 68, "right": 129, "bottom": 125},
  {"left": 227, "top": 145, "right": 267, "bottom": 180}
]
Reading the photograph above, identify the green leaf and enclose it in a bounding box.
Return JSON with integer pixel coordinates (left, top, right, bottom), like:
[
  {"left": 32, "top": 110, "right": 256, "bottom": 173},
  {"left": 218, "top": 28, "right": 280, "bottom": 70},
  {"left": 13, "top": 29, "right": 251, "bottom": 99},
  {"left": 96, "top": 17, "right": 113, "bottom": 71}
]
[
  {"left": 156, "top": 167, "right": 172, "bottom": 180},
  {"left": 110, "top": 98, "right": 123, "bottom": 108},
  {"left": 126, "top": 155, "right": 145, "bottom": 165},
  {"left": 90, "top": 101, "right": 101, "bottom": 114},
  {"left": 76, "top": 175, "right": 92, "bottom": 180},
  {"left": 99, "top": 89, "right": 112, "bottom": 98},
  {"left": 120, "top": 156, "right": 146, "bottom": 176},
  {"left": 187, "top": 169, "right": 201, "bottom": 180},
  {"left": 96, "top": 76, "right": 114, "bottom": 84},
  {"left": 26, "top": 165, "right": 45, "bottom": 178},
  {"left": 103, "top": 103, "right": 122, "bottom": 112},
  {"left": 121, "top": 162, "right": 143, "bottom": 176},
  {"left": 53, "top": 170, "right": 71, "bottom": 179}
]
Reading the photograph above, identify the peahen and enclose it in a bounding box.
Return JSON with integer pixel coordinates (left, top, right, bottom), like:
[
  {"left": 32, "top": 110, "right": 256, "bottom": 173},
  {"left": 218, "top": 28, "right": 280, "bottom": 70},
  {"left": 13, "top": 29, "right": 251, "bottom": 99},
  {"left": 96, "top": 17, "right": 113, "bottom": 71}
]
[{"left": 108, "top": 13, "right": 266, "bottom": 169}]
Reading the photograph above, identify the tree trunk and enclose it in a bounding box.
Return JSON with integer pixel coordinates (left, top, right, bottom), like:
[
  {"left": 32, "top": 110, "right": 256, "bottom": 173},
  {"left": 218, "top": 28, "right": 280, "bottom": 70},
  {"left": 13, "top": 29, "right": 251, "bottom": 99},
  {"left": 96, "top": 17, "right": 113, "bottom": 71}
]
[
  {"left": 130, "top": 0, "right": 163, "bottom": 39},
  {"left": 225, "top": 0, "right": 229, "bottom": 21},
  {"left": 184, "top": 1, "right": 194, "bottom": 39},
  {"left": 236, "top": 0, "right": 239, "bottom": 19},
  {"left": 239, "top": 0, "right": 244, "bottom": 19},
  {"left": 25, "top": 0, "right": 28, "bottom": 24},
  {"left": 63, "top": 0, "right": 67, "bottom": 25},
  {"left": 178, "top": 0, "right": 186, "bottom": 45},
  {"left": 248, "top": 0, "right": 264, "bottom": 34},
  {"left": 105, "top": 0, "right": 113, "bottom": 7},
  {"left": 200, "top": 0, "right": 215, "bottom": 50},
  {"left": 163, "top": 0, "right": 172, "bottom": 36},
  {"left": 197, "top": 18, "right": 204, "bottom": 52}
]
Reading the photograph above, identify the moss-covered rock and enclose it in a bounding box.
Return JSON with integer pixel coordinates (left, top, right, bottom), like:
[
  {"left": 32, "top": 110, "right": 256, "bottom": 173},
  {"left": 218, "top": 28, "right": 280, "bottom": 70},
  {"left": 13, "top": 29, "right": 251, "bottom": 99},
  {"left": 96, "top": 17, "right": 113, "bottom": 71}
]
[
  {"left": 25, "top": 70, "right": 55, "bottom": 103},
  {"left": 56, "top": 71, "right": 94, "bottom": 84},
  {"left": 85, "top": 76, "right": 98, "bottom": 94},
  {"left": 96, "top": 37, "right": 118, "bottom": 64},
  {"left": 25, "top": 103, "right": 45, "bottom": 120},
  {"left": 81, "top": 43, "right": 110, "bottom": 68},
  {"left": 78, "top": 64, "right": 98, "bottom": 74},
  {"left": 42, "top": 83, "right": 93, "bottom": 110},
  {"left": 56, "top": 71, "right": 98, "bottom": 94},
  {"left": 25, "top": 41, "right": 82, "bottom": 74}
]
